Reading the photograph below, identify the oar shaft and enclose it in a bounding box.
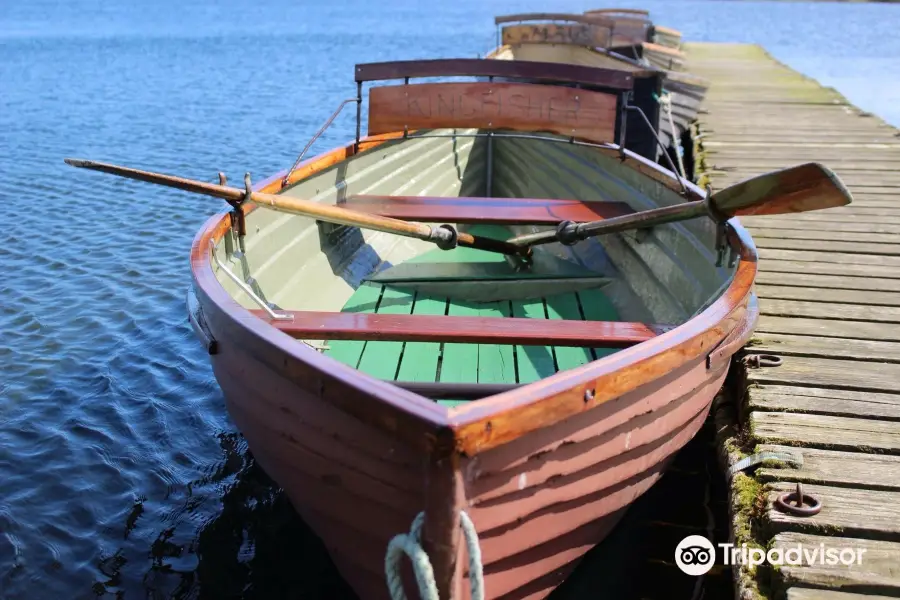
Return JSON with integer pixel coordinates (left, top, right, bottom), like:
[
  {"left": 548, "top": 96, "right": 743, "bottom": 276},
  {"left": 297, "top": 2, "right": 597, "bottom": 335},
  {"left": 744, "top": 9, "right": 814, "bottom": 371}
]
[
  {"left": 507, "top": 199, "right": 706, "bottom": 247},
  {"left": 64, "top": 159, "right": 531, "bottom": 258}
]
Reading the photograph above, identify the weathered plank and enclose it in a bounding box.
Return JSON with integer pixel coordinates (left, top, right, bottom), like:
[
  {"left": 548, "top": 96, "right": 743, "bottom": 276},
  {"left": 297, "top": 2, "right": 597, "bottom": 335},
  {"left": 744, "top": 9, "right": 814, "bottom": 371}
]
[
  {"left": 757, "top": 248, "right": 900, "bottom": 268},
  {"left": 755, "top": 285, "right": 900, "bottom": 308},
  {"left": 766, "top": 482, "right": 900, "bottom": 541},
  {"left": 753, "top": 238, "right": 900, "bottom": 257},
  {"left": 756, "top": 315, "right": 900, "bottom": 343},
  {"left": 774, "top": 533, "right": 900, "bottom": 597},
  {"left": 750, "top": 412, "right": 900, "bottom": 454},
  {"left": 759, "top": 298, "right": 900, "bottom": 324},
  {"left": 788, "top": 590, "right": 899, "bottom": 600},
  {"left": 757, "top": 259, "right": 900, "bottom": 281},
  {"left": 756, "top": 444, "right": 900, "bottom": 491},
  {"left": 755, "top": 272, "right": 900, "bottom": 294},
  {"left": 748, "top": 332, "right": 900, "bottom": 365}
]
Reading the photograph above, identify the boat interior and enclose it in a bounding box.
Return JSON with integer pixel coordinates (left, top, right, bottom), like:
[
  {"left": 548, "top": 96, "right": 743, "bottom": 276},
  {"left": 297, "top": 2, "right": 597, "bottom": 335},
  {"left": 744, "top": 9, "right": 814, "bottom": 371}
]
[{"left": 210, "top": 59, "right": 735, "bottom": 404}]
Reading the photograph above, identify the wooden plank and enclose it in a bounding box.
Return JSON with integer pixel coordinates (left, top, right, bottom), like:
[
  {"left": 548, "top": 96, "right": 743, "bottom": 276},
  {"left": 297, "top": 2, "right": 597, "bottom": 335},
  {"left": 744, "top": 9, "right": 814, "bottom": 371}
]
[
  {"left": 756, "top": 259, "right": 900, "bottom": 281},
  {"left": 356, "top": 287, "right": 416, "bottom": 379},
  {"left": 756, "top": 444, "right": 900, "bottom": 490},
  {"left": 545, "top": 292, "right": 594, "bottom": 371},
  {"left": 323, "top": 282, "right": 384, "bottom": 369},
  {"left": 395, "top": 295, "right": 447, "bottom": 382},
  {"left": 748, "top": 333, "right": 900, "bottom": 365},
  {"left": 759, "top": 298, "right": 900, "bottom": 324},
  {"left": 495, "top": 12, "right": 615, "bottom": 25},
  {"left": 341, "top": 195, "right": 634, "bottom": 225},
  {"left": 758, "top": 248, "right": 900, "bottom": 268},
  {"left": 751, "top": 412, "right": 900, "bottom": 454},
  {"left": 755, "top": 285, "right": 900, "bottom": 307},
  {"left": 788, "top": 590, "right": 899, "bottom": 600},
  {"left": 578, "top": 287, "right": 623, "bottom": 359},
  {"left": 766, "top": 482, "right": 900, "bottom": 541},
  {"left": 774, "top": 533, "right": 900, "bottom": 596},
  {"left": 354, "top": 58, "right": 635, "bottom": 89},
  {"left": 755, "top": 271, "right": 900, "bottom": 294},
  {"left": 501, "top": 23, "right": 611, "bottom": 48},
  {"left": 254, "top": 309, "right": 657, "bottom": 346},
  {"left": 752, "top": 237, "right": 900, "bottom": 257},
  {"left": 367, "top": 82, "right": 618, "bottom": 144},
  {"left": 511, "top": 299, "right": 556, "bottom": 383},
  {"left": 476, "top": 302, "right": 516, "bottom": 384},
  {"left": 440, "top": 301, "right": 479, "bottom": 384},
  {"left": 746, "top": 355, "right": 900, "bottom": 393},
  {"left": 756, "top": 315, "right": 900, "bottom": 343}
]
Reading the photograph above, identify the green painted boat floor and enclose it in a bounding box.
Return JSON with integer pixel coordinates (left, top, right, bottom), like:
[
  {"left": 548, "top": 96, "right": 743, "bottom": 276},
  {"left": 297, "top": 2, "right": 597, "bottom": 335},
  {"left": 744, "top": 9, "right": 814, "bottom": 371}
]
[{"left": 324, "top": 225, "right": 622, "bottom": 406}]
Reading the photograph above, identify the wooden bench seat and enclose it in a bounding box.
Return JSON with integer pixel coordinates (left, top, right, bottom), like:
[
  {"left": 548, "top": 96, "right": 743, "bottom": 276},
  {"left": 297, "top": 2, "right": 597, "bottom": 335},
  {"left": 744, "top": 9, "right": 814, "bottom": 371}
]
[
  {"left": 250, "top": 308, "right": 657, "bottom": 347},
  {"left": 339, "top": 195, "right": 634, "bottom": 225}
]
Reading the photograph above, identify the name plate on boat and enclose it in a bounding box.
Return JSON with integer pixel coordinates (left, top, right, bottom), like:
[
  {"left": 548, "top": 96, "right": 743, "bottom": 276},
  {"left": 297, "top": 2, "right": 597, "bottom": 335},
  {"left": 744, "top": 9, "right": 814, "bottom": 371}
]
[
  {"left": 501, "top": 24, "right": 611, "bottom": 48},
  {"left": 367, "top": 82, "right": 618, "bottom": 144}
]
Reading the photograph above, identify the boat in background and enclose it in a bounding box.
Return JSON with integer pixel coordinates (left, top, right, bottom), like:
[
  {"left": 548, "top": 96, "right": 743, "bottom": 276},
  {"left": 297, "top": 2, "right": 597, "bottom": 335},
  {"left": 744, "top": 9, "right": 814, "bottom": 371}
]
[
  {"left": 584, "top": 8, "right": 686, "bottom": 71},
  {"left": 488, "top": 13, "right": 667, "bottom": 163},
  {"left": 487, "top": 13, "right": 707, "bottom": 177}
]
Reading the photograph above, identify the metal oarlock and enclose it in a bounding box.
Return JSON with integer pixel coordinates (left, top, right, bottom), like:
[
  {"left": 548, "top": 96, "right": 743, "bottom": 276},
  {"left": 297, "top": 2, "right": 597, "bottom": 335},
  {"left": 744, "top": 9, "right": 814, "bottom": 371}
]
[{"left": 775, "top": 482, "right": 822, "bottom": 517}]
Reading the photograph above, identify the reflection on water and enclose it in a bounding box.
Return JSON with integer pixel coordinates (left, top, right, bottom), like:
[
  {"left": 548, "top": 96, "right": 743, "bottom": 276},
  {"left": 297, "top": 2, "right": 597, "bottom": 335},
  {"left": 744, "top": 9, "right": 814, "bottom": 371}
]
[{"left": 0, "top": 0, "right": 897, "bottom": 597}]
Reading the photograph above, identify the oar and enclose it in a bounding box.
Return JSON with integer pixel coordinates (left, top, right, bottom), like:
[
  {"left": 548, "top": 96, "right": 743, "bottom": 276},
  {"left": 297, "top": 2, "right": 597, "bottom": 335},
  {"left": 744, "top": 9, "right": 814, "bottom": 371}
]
[
  {"left": 63, "top": 158, "right": 532, "bottom": 260},
  {"left": 506, "top": 162, "right": 852, "bottom": 248}
]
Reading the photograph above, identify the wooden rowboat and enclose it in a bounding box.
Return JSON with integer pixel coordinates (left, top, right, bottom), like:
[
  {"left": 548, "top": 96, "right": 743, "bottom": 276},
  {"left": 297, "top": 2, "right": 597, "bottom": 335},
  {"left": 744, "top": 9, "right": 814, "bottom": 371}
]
[
  {"left": 583, "top": 9, "right": 686, "bottom": 71},
  {"left": 488, "top": 14, "right": 667, "bottom": 163},
  {"left": 487, "top": 15, "right": 707, "bottom": 171},
  {"left": 652, "top": 25, "right": 683, "bottom": 50},
  {"left": 66, "top": 58, "right": 851, "bottom": 600}
]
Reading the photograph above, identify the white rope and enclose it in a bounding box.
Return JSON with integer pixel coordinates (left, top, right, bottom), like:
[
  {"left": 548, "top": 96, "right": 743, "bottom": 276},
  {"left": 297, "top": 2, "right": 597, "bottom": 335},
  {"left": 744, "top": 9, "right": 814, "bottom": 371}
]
[
  {"left": 385, "top": 511, "right": 485, "bottom": 600},
  {"left": 659, "top": 91, "right": 687, "bottom": 180}
]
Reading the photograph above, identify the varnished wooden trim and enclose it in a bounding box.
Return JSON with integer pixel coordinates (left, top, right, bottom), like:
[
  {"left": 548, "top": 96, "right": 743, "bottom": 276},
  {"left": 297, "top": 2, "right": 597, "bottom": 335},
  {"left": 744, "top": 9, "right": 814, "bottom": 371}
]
[
  {"left": 250, "top": 310, "right": 658, "bottom": 347},
  {"left": 368, "top": 82, "right": 618, "bottom": 145},
  {"left": 354, "top": 58, "right": 634, "bottom": 90},
  {"left": 585, "top": 8, "right": 650, "bottom": 16},
  {"left": 494, "top": 13, "right": 615, "bottom": 27},
  {"left": 340, "top": 196, "right": 633, "bottom": 225}
]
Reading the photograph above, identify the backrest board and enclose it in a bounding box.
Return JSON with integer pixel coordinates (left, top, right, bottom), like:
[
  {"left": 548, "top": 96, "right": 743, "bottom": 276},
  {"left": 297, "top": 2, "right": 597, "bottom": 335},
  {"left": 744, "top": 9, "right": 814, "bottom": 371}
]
[{"left": 367, "top": 81, "right": 618, "bottom": 144}]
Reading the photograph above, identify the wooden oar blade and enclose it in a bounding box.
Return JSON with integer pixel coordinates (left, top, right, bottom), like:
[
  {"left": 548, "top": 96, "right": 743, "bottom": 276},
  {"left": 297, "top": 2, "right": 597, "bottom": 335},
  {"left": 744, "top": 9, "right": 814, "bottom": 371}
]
[
  {"left": 713, "top": 162, "right": 852, "bottom": 217},
  {"left": 65, "top": 158, "right": 243, "bottom": 202}
]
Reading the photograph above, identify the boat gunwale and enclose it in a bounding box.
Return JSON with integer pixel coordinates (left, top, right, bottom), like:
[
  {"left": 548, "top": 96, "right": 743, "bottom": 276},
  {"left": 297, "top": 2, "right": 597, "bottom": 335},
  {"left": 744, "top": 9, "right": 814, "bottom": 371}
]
[
  {"left": 189, "top": 131, "right": 758, "bottom": 457},
  {"left": 493, "top": 13, "right": 616, "bottom": 28}
]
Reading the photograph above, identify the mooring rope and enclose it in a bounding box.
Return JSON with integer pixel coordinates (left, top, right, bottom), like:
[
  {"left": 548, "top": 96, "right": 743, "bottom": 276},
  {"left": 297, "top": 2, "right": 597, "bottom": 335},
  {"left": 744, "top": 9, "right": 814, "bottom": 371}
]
[
  {"left": 385, "top": 511, "right": 484, "bottom": 600},
  {"left": 656, "top": 90, "right": 687, "bottom": 180}
]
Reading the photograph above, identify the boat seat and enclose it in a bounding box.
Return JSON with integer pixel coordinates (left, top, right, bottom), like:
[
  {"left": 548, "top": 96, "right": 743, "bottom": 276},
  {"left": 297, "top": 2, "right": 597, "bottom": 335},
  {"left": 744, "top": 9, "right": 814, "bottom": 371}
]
[
  {"left": 299, "top": 282, "right": 647, "bottom": 406},
  {"left": 339, "top": 195, "right": 634, "bottom": 225}
]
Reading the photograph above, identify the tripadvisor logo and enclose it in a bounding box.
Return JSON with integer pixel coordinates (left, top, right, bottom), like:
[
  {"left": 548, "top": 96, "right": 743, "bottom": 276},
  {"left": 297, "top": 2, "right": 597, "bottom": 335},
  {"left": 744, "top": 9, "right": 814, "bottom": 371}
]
[{"left": 675, "top": 535, "right": 868, "bottom": 575}]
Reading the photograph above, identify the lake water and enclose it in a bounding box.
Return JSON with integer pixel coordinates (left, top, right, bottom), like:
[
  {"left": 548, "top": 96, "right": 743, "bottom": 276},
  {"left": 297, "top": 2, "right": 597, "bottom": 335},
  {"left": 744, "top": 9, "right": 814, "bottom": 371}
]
[{"left": 1, "top": 0, "right": 898, "bottom": 598}]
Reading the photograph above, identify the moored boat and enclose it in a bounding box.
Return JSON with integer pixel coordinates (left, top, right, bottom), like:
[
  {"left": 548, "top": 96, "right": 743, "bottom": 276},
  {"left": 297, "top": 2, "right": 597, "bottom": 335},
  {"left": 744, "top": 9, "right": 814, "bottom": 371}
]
[
  {"left": 66, "top": 58, "right": 851, "bottom": 600},
  {"left": 652, "top": 24, "right": 683, "bottom": 49},
  {"left": 487, "top": 14, "right": 707, "bottom": 175},
  {"left": 488, "top": 13, "right": 667, "bottom": 163},
  {"left": 584, "top": 8, "right": 686, "bottom": 70}
]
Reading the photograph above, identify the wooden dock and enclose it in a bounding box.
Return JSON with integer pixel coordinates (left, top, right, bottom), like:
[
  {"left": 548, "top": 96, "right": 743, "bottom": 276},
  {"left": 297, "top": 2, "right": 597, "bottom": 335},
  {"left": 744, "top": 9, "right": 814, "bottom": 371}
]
[{"left": 684, "top": 43, "right": 900, "bottom": 599}]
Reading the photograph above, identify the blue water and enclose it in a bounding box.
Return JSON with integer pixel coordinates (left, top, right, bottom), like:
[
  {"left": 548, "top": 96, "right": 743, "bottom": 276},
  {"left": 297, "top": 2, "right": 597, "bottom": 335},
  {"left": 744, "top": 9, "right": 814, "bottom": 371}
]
[{"left": 1, "top": 0, "right": 898, "bottom": 597}]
